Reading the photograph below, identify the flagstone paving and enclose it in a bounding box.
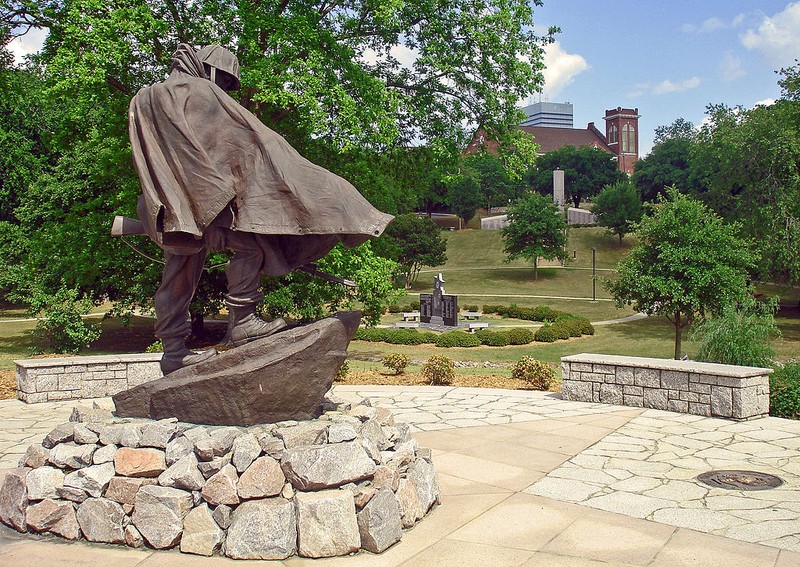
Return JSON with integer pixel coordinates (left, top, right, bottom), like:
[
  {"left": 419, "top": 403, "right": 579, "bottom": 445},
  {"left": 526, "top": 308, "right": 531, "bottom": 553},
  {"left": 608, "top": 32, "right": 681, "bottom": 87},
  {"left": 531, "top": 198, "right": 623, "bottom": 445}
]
[
  {"left": 0, "top": 385, "right": 798, "bottom": 566},
  {"left": 525, "top": 408, "right": 800, "bottom": 553}
]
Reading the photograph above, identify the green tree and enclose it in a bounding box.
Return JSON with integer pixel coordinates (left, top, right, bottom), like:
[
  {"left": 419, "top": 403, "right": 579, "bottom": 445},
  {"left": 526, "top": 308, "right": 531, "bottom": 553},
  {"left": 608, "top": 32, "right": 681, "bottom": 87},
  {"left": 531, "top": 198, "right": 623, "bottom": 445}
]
[
  {"left": 633, "top": 119, "right": 695, "bottom": 203},
  {"left": 606, "top": 190, "right": 756, "bottom": 359},
  {"left": 0, "top": 0, "right": 554, "bottom": 334},
  {"left": 446, "top": 168, "right": 483, "bottom": 226},
  {"left": 378, "top": 214, "right": 447, "bottom": 288},
  {"left": 530, "top": 145, "right": 624, "bottom": 208},
  {"left": 501, "top": 192, "right": 567, "bottom": 280},
  {"left": 689, "top": 97, "right": 800, "bottom": 285},
  {"left": 592, "top": 181, "right": 643, "bottom": 242}
]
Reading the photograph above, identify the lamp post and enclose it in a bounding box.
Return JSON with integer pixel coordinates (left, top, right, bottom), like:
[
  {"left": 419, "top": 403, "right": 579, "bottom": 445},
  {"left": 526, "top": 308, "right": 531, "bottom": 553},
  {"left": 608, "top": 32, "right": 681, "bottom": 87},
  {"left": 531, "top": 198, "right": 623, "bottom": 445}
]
[{"left": 592, "top": 246, "right": 597, "bottom": 301}]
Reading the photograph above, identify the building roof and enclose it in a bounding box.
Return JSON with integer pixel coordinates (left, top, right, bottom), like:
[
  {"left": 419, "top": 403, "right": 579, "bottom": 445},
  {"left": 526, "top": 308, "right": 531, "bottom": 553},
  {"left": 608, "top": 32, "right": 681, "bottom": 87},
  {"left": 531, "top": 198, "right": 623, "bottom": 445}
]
[{"left": 518, "top": 124, "right": 614, "bottom": 155}]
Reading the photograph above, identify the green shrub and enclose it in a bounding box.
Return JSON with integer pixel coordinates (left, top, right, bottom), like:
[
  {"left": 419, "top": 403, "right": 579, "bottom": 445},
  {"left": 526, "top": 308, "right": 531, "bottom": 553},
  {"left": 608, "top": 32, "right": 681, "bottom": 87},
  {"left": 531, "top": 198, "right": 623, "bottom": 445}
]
[
  {"left": 691, "top": 298, "right": 780, "bottom": 367},
  {"left": 534, "top": 324, "right": 558, "bottom": 342},
  {"left": 475, "top": 330, "right": 510, "bottom": 346},
  {"left": 435, "top": 331, "right": 481, "bottom": 348},
  {"left": 336, "top": 360, "right": 350, "bottom": 381},
  {"left": 421, "top": 355, "right": 455, "bottom": 385},
  {"left": 387, "top": 304, "right": 403, "bottom": 313},
  {"left": 30, "top": 287, "right": 101, "bottom": 354},
  {"left": 482, "top": 304, "right": 503, "bottom": 314},
  {"left": 419, "top": 331, "right": 438, "bottom": 343},
  {"left": 382, "top": 353, "right": 411, "bottom": 374},
  {"left": 504, "top": 327, "right": 534, "bottom": 345},
  {"left": 385, "top": 330, "right": 428, "bottom": 345},
  {"left": 550, "top": 320, "right": 572, "bottom": 340},
  {"left": 145, "top": 340, "right": 163, "bottom": 353},
  {"left": 410, "top": 300, "right": 420, "bottom": 310},
  {"left": 770, "top": 360, "right": 800, "bottom": 419},
  {"left": 353, "top": 327, "right": 391, "bottom": 342},
  {"left": 577, "top": 319, "right": 595, "bottom": 335},
  {"left": 512, "top": 356, "right": 555, "bottom": 390},
  {"left": 463, "top": 304, "right": 480, "bottom": 312}
]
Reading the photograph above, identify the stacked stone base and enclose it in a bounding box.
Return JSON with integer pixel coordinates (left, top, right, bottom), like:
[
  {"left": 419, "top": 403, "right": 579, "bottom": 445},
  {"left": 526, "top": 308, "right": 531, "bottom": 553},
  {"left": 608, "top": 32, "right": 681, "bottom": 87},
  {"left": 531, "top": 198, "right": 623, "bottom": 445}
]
[{"left": 0, "top": 399, "right": 440, "bottom": 559}]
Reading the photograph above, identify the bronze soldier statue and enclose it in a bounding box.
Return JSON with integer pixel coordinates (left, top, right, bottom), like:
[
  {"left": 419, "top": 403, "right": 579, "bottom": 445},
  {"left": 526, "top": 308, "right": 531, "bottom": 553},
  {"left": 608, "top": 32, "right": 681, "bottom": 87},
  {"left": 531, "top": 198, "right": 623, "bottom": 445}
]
[{"left": 128, "top": 44, "right": 392, "bottom": 374}]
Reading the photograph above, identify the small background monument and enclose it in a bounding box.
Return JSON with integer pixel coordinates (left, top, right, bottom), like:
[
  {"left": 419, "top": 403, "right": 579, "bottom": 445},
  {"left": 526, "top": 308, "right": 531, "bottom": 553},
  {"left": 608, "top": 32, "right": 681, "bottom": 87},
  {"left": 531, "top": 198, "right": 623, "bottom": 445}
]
[{"left": 419, "top": 274, "right": 458, "bottom": 327}]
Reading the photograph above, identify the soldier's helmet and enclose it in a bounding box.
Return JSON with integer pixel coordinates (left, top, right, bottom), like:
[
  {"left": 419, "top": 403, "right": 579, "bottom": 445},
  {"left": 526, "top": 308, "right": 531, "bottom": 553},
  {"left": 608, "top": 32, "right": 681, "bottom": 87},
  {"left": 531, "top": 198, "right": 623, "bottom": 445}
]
[{"left": 197, "top": 45, "right": 240, "bottom": 91}]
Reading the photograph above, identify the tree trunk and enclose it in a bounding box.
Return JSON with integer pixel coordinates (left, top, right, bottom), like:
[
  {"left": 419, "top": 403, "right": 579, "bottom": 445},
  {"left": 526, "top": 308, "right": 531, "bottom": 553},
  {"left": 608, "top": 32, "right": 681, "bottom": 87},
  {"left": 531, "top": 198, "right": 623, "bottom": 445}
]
[
  {"left": 533, "top": 257, "right": 538, "bottom": 281},
  {"left": 673, "top": 311, "right": 682, "bottom": 360}
]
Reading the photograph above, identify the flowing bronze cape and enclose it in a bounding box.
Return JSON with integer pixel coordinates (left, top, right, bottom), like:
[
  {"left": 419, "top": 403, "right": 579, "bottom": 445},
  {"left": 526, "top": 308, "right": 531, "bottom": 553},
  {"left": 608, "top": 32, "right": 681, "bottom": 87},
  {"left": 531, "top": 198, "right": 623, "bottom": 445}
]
[{"left": 128, "top": 44, "right": 392, "bottom": 266}]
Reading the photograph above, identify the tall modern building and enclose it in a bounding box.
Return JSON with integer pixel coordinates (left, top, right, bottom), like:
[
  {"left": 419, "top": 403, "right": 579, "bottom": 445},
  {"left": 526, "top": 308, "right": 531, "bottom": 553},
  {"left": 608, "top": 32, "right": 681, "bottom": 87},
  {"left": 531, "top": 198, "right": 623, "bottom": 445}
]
[{"left": 519, "top": 102, "right": 574, "bottom": 128}]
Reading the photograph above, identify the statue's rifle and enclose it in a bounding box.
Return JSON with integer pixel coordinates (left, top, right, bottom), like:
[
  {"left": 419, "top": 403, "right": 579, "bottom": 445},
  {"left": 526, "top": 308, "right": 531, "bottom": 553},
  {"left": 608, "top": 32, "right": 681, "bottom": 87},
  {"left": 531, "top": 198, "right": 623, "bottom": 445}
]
[{"left": 110, "top": 216, "right": 356, "bottom": 288}]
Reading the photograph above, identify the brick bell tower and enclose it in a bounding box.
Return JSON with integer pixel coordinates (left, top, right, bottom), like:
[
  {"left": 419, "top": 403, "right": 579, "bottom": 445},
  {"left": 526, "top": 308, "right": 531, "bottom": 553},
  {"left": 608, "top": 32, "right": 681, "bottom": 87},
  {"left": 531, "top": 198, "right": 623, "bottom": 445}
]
[{"left": 603, "top": 107, "right": 640, "bottom": 175}]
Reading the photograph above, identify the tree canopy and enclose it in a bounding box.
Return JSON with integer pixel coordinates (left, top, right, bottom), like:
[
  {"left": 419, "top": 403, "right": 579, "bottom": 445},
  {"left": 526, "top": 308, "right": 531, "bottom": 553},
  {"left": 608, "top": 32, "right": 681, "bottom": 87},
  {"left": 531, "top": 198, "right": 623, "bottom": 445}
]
[
  {"left": 592, "top": 181, "right": 642, "bottom": 242},
  {"left": 0, "top": 0, "right": 554, "bottom": 342},
  {"left": 501, "top": 192, "right": 567, "bottom": 280},
  {"left": 378, "top": 214, "right": 447, "bottom": 288},
  {"left": 530, "top": 145, "right": 624, "bottom": 208},
  {"left": 632, "top": 119, "right": 695, "bottom": 203},
  {"left": 606, "top": 190, "right": 755, "bottom": 359}
]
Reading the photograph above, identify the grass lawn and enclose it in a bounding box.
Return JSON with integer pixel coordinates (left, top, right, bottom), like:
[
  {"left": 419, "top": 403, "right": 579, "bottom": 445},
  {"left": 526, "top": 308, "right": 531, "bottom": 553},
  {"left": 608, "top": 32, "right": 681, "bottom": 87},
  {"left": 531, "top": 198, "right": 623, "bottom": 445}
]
[{"left": 1, "top": 226, "right": 798, "bottom": 399}]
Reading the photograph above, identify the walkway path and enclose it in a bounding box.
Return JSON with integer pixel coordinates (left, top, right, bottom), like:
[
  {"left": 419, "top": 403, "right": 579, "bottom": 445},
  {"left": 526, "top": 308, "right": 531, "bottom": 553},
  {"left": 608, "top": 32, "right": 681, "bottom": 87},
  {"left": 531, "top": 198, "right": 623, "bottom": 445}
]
[{"left": 0, "top": 386, "right": 797, "bottom": 566}]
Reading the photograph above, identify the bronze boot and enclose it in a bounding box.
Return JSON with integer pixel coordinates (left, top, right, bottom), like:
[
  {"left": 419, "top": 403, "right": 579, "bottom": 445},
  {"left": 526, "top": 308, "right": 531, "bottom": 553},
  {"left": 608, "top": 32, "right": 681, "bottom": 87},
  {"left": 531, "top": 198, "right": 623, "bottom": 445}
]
[
  {"left": 222, "top": 306, "right": 287, "bottom": 348},
  {"left": 160, "top": 337, "right": 217, "bottom": 375}
]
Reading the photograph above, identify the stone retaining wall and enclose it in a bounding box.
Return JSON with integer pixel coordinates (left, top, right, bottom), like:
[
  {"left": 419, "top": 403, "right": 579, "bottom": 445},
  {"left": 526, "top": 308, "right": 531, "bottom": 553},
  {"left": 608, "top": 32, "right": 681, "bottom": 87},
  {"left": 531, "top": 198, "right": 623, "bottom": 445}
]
[
  {"left": 561, "top": 353, "right": 771, "bottom": 420},
  {"left": 15, "top": 354, "right": 162, "bottom": 403}
]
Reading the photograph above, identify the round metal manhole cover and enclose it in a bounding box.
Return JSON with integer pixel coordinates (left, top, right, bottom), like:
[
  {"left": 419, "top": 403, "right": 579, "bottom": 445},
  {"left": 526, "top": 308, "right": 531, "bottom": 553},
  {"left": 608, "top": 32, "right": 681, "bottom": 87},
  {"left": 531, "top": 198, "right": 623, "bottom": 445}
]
[{"left": 697, "top": 470, "right": 784, "bottom": 491}]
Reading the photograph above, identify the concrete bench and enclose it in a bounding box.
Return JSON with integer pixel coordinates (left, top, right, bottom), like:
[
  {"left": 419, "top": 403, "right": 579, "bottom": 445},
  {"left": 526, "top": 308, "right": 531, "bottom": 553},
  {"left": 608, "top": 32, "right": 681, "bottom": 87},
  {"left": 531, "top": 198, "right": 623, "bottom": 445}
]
[
  {"left": 394, "top": 322, "right": 419, "bottom": 329},
  {"left": 465, "top": 322, "right": 489, "bottom": 333},
  {"left": 461, "top": 311, "right": 483, "bottom": 320},
  {"left": 561, "top": 353, "right": 771, "bottom": 420},
  {"left": 16, "top": 353, "right": 164, "bottom": 403},
  {"left": 401, "top": 312, "right": 420, "bottom": 321}
]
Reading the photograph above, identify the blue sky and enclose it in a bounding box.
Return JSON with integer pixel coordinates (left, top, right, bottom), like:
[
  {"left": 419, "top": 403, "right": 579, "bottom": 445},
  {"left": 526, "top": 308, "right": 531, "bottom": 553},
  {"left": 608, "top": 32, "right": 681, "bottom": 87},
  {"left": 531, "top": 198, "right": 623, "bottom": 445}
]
[{"left": 530, "top": 1, "right": 800, "bottom": 155}]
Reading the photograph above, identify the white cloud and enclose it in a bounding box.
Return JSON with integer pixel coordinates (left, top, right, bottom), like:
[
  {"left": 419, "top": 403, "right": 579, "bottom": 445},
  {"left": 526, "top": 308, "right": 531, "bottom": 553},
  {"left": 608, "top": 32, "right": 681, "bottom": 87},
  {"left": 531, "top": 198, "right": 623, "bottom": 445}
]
[
  {"left": 754, "top": 98, "right": 776, "bottom": 107},
  {"left": 540, "top": 41, "right": 589, "bottom": 99},
  {"left": 630, "top": 77, "right": 701, "bottom": 97},
  {"left": 741, "top": 2, "right": 800, "bottom": 69},
  {"left": 6, "top": 27, "right": 48, "bottom": 65},
  {"left": 719, "top": 51, "right": 746, "bottom": 82},
  {"left": 682, "top": 14, "right": 745, "bottom": 33},
  {"left": 360, "top": 43, "right": 419, "bottom": 70}
]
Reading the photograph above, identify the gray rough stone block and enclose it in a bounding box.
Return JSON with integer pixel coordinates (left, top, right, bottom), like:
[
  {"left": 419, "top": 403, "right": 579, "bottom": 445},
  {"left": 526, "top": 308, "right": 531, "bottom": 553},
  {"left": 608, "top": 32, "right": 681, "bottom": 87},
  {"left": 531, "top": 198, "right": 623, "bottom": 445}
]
[
  {"left": 180, "top": 503, "right": 224, "bottom": 556},
  {"left": 634, "top": 368, "right": 660, "bottom": 388},
  {"left": 616, "top": 367, "right": 635, "bottom": 385},
  {"left": 282, "top": 441, "right": 376, "bottom": 491},
  {"left": 296, "top": 489, "right": 360, "bottom": 558},
  {"left": 25, "top": 498, "right": 80, "bottom": 539},
  {"left": 127, "top": 362, "right": 161, "bottom": 387},
  {"left": 357, "top": 488, "right": 402, "bottom": 554},
  {"left": 16, "top": 368, "right": 34, "bottom": 394},
  {"left": 711, "top": 386, "right": 733, "bottom": 417},
  {"left": 643, "top": 388, "right": 669, "bottom": 410},
  {"left": 661, "top": 371, "right": 689, "bottom": 390},
  {"left": 688, "top": 402, "right": 711, "bottom": 416},
  {"left": 36, "top": 374, "right": 58, "bottom": 392},
  {"left": 58, "top": 374, "right": 81, "bottom": 391},
  {"left": 561, "top": 381, "right": 592, "bottom": 402},
  {"left": 132, "top": 485, "right": 193, "bottom": 549},
  {"left": 668, "top": 399, "right": 689, "bottom": 413},
  {"left": 623, "top": 395, "right": 644, "bottom": 407},
  {"left": 76, "top": 498, "right": 126, "bottom": 543},
  {"left": 593, "top": 364, "right": 615, "bottom": 375},
  {"left": 0, "top": 467, "right": 30, "bottom": 531},
  {"left": 224, "top": 498, "right": 296, "bottom": 560},
  {"left": 599, "top": 383, "right": 624, "bottom": 405}
]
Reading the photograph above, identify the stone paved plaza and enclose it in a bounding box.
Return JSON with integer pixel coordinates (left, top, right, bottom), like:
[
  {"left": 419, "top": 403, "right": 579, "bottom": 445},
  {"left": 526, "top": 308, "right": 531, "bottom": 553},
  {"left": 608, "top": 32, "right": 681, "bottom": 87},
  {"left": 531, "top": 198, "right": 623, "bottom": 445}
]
[{"left": 1, "top": 385, "right": 799, "bottom": 566}]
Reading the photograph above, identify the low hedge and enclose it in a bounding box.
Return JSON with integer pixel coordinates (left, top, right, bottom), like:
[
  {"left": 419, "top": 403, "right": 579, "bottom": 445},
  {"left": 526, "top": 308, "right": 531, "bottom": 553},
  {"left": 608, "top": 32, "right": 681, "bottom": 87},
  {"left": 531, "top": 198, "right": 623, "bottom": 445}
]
[
  {"left": 435, "top": 331, "right": 481, "bottom": 348},
  {"left": 505, "top": 327, "right": 534, "bottom": 345},
  {"left": 534, "top": 325, "right": 558, "bottom": 342},
  {"left": 475, "top": 330, "right": 511, "bottom": 347}
]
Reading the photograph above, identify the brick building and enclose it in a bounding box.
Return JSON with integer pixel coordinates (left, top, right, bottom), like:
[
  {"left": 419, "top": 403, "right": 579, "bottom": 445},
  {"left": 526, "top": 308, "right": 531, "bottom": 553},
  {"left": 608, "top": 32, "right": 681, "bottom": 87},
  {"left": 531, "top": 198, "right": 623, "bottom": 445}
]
[{"left": 467, "top": 106, "right": 641, "bottom": 175}]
